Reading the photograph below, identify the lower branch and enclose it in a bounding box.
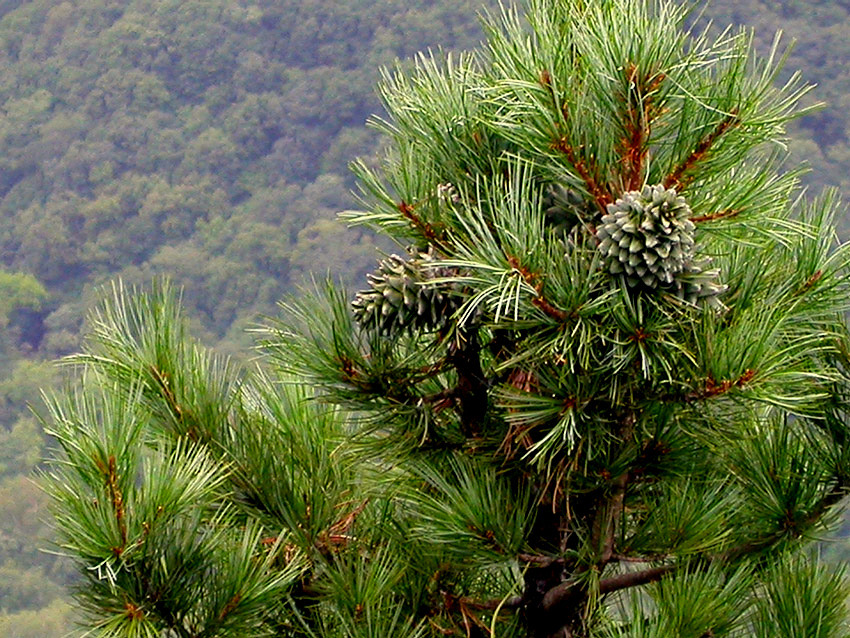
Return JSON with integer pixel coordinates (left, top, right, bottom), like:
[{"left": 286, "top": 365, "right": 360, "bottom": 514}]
[
  {"left": 540, "top": 484, "right": 850, "bottom": 625},
  {"left": 598, "top": 565, "right": 675, "bottom": 594},
  {"left": 461, "top": 595, "right": 524, "bottom": 611},
  {"left": 593, "top": 471, "right": 629, "bottom": 565},
  {"left": 719, "top": 483, "right": 850, "bottom": 562},
  {"left": 592, "top": 414, "right": 635, "bottom": 565}
]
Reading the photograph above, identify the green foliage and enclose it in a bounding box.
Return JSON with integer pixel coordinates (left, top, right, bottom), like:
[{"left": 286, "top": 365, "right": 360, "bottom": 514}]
[
  {"left": 13, "top": 0, "right": 850, "bottom": 635},
  {"left": 0, "top": 0, "right": 494, "bottom": 349},
  {"left": 0, "top": 599, "right": 80, "bottom": 638},
  {"left": 0, "top": 564, "right": 65, "bottom": 614},
  {"left": 0, "top": 474, "right": 71, "bottom": 589},
  {"left": 262, "top": 0, "right": 850, "bottom": 635},
  {"left": 0, "top": 271, "right": 45, "bottom": 328},
  {"left": 43, "top": 284, "right": 309, "bottom": 637},
  {"left": 750, "top": 554, "right": 849, "bottom": 638},
  {"left": 0, "top": 360, "right": 57, "bottom": 427},
  {"left": 0, "top": 0, "right": 843, "bottom": 360},
  {"left": 0, "top": 418, "right": 42, "bottom": 477}
]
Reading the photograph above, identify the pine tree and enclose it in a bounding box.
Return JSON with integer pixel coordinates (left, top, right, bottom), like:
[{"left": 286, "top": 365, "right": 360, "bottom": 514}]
[{"left": 44, "top": 1, "right": 850, "bottom": 636}]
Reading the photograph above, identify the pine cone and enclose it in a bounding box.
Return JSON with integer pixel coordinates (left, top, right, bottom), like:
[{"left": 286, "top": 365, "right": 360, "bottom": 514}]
[
  {"left": 597, "top": 185, "right": 695, "bottom": 288},
  {"left": 669, "top": 258, "right": 727, "bottom": 310},
  {"left": 352, "top": 247, "right": 463, "bottom": 334},
  {"left": 543, "top": 184, "right": 595, "bottom": 236},
  {"left": 597, "top": 184, "right": 725, "bottom": 307}
]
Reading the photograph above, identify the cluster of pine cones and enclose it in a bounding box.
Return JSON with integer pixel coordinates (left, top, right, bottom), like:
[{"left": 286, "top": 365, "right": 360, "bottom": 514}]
[{"left": 352, "top": 183, "right": 726, "bottom": 333}]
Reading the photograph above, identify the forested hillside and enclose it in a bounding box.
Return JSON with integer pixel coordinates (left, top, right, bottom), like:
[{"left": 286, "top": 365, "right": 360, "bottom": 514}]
[
  {"left": 707, "top": 0, "right": 850, "bottom": 197},
  {"left": 1, "top": 0, "right": 850, "bottom": 635}
]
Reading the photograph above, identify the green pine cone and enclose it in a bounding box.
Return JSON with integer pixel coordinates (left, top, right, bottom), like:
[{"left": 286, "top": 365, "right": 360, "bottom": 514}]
[
  {"left": 543, "top": 184, "right": 595, "bottom": 236},
  {"left": 669, "top": 257, "right": 728, "bottom": 310},
  {"left": 597, "top": 184, "right": 695, "bottom": 288},
  {"left": 352, "top": 247, "right": 463, "bottom": 334},
  {"left": 596, "top": 184, "right": 725, "bottom": 307}
]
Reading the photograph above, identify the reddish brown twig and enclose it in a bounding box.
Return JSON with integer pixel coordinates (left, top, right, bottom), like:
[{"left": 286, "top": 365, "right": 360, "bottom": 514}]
[
  {"left": 665, "top": 110, "right": 740, "bottom": 191},
  {"left": 218, "top": 593, "right": 242, "bottom": 620},
  {"left": 687, "top": 369, "right": 756, "bottom": 401},
  {"left": 97, "top": 454, "right": 127, "bottom": 556},
  {"left": 618, "top": 64, "right": 666, "bottom": 191},
  {"left": 124, "top": 602, "right": 144, "bottom": 621},
  {"left": 506, "top": 254, "right": 569, "bottom": 322},
  {"left": 796, "top": 270, "right": 823, "bottom": 295},
  {"left": 320, "top": 499, "right": 370, "bottom": 548},
  {"left": 398, "top": 200, "right": 444, "bottom": 243},
  {"left": 551, "top": 136, "right": 613, "bottom": 214},
  {"left": 691, "top": 208, "right": 741, "bottom": 223}
]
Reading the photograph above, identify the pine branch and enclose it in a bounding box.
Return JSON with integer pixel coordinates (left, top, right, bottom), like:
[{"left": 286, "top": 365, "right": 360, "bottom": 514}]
[
  {"left": 591, "top": 414, "right": 636, "bottom": 565},
  {"left": 531, "top": 564, "right": 674, "bottom": 638},
  {"left": 664, "top": 110, "right": 740, "bottom": 191},
  {"left": 397, "top": 199, "right": 446, "bottom": 243},
  {"left": 461, "top": 594, "right": 523, "bottom": 611},
  {"left": 612, "top": 553, "right": 671, "bottom": 563},
  {"left": 551, "top": 135, "right": 613, "bottom": 214},
  {"left": 102, "top": 454, "right": 128, "bottom": 556},
  {"left": 447, "top": 327, "right": 488, "bottom": 437},
  {"left": 506, "top": 254, "right": 569, "bottom": 322},
  {"left": 686, "top": 369, "right": 757, "bottom": 401},
  {"left": 598, "top": 565, "right": 676, "bottom": 594},
  {"left": 691, "top": 208, "right": 741, "bottom": 223},
  {"left": 542, "top": 482, "right": 850, "bottom": 625},
  {"left": 618, "top": 64, "right": 665, "bottom": 191},
  {"left": 719, "top": 483, "right": 850, "bottom": 562},
  {"left": 600, "top": 471, "right": 630, "bottom": 564},
  {"left": 519, "top": 553, "right": 564, "bottom": 566}
]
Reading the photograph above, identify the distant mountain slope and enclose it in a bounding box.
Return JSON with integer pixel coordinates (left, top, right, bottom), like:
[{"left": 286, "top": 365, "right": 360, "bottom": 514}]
[
  {"left": 705, "top": 0, "right": 850, "bottom": 196},
  {"left": 0, "top": 0, "right": 495, "bottom": 354}
]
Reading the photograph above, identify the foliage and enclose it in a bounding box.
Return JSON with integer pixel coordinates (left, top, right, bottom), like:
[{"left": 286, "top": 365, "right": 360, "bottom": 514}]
[
  {"left": 0, "top": 599, "right": 80, "bottom": 638},
  {"left": 45, "top": 1, "right": 850, "bottom": 637},
  {"left": 42, "top": 283, "right": 355, "bottom": 636},
  {"left": 0, "top": 271, "right": 45, "bottom": 328},
  {"left": 0, "top": 418, "right": 42, "bottom": 477}
]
